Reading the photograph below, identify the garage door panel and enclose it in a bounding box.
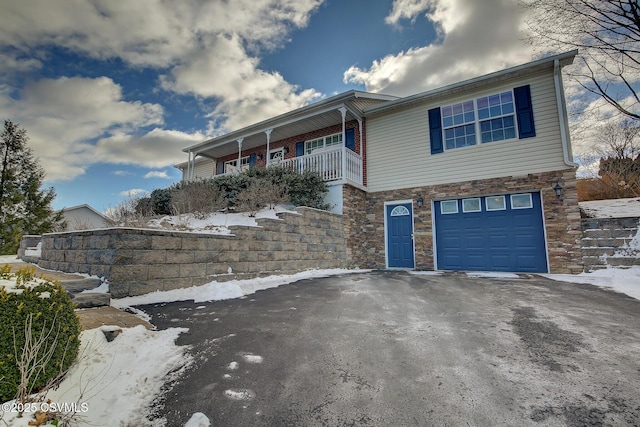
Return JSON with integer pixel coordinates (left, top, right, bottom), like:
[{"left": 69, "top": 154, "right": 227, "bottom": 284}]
[
  {"left": 488, "top": 254, "right": 511, "bottom": 270},
  {"left": 465, "top": 235, "right": 485, "bottom": 251},
  {"left": 466, "top": 254, "right": 486, "bottom": 269},
  {"left": 435, "top": 192, "right": 547, "bottom": 273}
]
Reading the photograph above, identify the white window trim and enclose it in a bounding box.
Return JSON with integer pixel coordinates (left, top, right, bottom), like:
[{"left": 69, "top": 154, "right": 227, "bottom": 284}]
[
  {"left": 269, "top": 147, "right": 284, "bottom": 164},
  {"left": 440, "top": 200, "right": 458, "bottom": 214},
  {"left": 486, "top": 195, "right": 506, "bottom": 211},
  {"left": 511, "top": 193, "right": 533, "bottom": 209},
  {"left": 305, "top": 132, "right": 343, "bottom": 154},
  {"left": 462, "top": 198, "right": 481, "bottom": 213},
  {"left": 441, "top": 89, "right": 518, "bottom": 151},
  {"left": 224, "top": 156, "right": 250, "bottom": 173}
]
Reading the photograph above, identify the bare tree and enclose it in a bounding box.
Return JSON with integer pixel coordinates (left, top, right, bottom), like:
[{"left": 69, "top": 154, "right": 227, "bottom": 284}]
[
  {"left": 522, "top": 0, "right": 640, "bottom": 120},
  {"left": 578, "top": 118, "right": 640, "bottom": 198}
]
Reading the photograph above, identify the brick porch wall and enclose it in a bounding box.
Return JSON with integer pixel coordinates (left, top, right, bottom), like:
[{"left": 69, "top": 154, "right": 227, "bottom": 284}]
[{"left": 343, "top": 169, "right": 582, "bottom": 274}]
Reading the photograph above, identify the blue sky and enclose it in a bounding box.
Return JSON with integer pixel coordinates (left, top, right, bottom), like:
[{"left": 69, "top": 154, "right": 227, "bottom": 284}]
[{"left": 0, "top": 0, "right": 592, "bottom": 213}]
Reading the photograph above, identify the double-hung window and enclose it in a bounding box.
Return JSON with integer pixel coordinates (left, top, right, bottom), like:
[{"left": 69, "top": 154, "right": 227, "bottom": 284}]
[
  {"left": 225, "top": 156, "right": 250, "bottom": 173},
  {"left": 442, "top": 90, "right": 516, "bottom": 150},
  {"left": 305, "top": 132, "right": 343, "bottom": 154},
  {"left": 429, "top": 85, "right": 534, "bottom": 155}
]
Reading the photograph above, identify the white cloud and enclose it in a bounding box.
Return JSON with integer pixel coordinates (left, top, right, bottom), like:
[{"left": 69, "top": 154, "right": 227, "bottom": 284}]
[
  {"left": 0, "top": 0, "right": 325, "bottom": 166},
  {"left": 112, "top": 170, "right": 134, "bottom": 176},
  {"left": 94, "top": 128, "right": 206, "bottom": 168},
  {"left": 0, "top": 0, "right": 320, "bottom": 68},
  {"left": 0, "top": 76, "right": 164, "bottom": 181},
  {"left": 160, "top": 32, "right": 323, "bottom": 133},
  {"left": 144, "top": 170, "right": 171, "bottom": 179},
  {"left": 344, "top": 0, "right": 533, "bottom": 96}
]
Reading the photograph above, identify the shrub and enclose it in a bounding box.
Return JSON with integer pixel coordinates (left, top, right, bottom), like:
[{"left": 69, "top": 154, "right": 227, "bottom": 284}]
[
  {"left": 150, "top": 188, "right": 173, "bottom": 215},
  {"left": 171, "top": 179, "right": 226, "bottom": 218},
  {"left": 235, "top": 181, "right": 289, "bottom": 216},
  {"left": 0, "top": 266, "right": 80, "bottom": 403},
  {"left": 234, "top": 166, "right": 329, "bottom": 210}
]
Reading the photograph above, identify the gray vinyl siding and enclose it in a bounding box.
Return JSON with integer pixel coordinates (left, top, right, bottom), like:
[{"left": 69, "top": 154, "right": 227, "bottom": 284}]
[
  {"left": 366, "top": 72, "right": 570, "bottom": 192},
  {"left": 194, "top": 159, "right": 215, "bottom": 179}
]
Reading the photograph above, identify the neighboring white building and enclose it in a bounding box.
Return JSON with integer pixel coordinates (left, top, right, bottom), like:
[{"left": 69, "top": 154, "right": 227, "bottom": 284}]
[{"left": 61, "top": 204, "right": 113, "bottom": 230}]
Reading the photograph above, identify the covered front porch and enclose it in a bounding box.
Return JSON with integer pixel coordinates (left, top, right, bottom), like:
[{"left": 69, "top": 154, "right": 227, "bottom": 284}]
[{"left": 178, "top": 91, "right": 399, "bottom": 188}]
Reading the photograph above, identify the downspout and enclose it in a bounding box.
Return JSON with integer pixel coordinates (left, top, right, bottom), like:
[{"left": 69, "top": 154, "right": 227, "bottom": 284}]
[
  {"left": 339, "top": 106, "right": 347, "bottom": 180},
  {"left": 554, "top": 59, "right": 578, "bottom": 167},
  {"left": 265, "top": 129, "right": 272, "bottom": 167}
]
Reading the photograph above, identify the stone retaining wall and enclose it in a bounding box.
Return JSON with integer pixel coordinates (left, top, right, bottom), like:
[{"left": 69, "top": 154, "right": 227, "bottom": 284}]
[
  {"left": 36, "top": 207, "right": 347, "bottom": 297},
  {"left": 581, "top": 217, "right": 640, "bottom": 271}
]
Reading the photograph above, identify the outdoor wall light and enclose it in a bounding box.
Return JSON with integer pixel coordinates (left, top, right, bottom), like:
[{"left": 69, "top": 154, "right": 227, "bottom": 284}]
[
  {"left": 257, "top": 153, "right": 264, "bottom": 161},
  {"left": 283, "top": 146, "right": 290, "bottom": 154},
  {"left": 553, "top": 182, "right": 563, "bottom": 199},
  {"left": 417, "top": 195, "right": 424, "bottom": 208}
]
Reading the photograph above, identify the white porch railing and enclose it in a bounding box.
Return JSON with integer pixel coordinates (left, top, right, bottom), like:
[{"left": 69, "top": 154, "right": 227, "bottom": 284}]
[{"left": 280, "top": 147, "right": 363, "bottom": 185}]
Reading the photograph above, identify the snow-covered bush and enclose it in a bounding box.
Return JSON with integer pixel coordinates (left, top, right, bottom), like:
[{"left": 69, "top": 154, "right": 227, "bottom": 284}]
[{"left": 0, "top": 266, "right": 80, "bottom": 403}]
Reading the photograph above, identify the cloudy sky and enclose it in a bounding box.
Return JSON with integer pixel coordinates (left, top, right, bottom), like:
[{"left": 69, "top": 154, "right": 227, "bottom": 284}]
[{"left": 1, "top": 0, "right": 571, "bottom": 212}]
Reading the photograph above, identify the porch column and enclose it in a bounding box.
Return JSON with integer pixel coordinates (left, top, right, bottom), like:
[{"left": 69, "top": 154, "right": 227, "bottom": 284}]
[
  {"left": 265, "top": 129, "right": 272, "bottom": 167},
  {"left": 339, "top": 106, "right": 347, "bottom": 180},
  {"left": 357, "top": 118, "right": 363, "bottom": 155},
  {"left": 186, "top": 150, "right": 192, "bottom": 181},
  {"left": 237, "top": 138, "right": 244, "bottom": 172}
]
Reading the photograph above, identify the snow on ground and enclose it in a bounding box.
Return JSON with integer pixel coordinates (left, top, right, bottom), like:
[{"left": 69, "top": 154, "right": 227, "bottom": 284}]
[
  {"left": 544, "top": 266, "right": 640, "bottom": 301},
  {"left": 145, "top": 205, "right": 295, "bottom": 234},
  {"left": 580, "top": 197, "right": 640, "bottom": 218},
  {"left": 1, "top": 326, "right": 191, "bottom": 427},
  {"left": 3, "top": 200, "right": 640, "bottom": 426},
  {"left": 112, "top": 269, "right": 366, "bottom": 308}
]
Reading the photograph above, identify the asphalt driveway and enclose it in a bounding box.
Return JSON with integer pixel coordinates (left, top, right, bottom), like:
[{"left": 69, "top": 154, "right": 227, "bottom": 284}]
[{"left": 141, "top": 271, "right": 640, "bottom": 426}]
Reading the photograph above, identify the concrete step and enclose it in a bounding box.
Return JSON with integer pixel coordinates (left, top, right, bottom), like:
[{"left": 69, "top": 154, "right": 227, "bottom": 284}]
[
  {"left": 58, "top": 277, "right": 110, "bottom": 308},
  {"left": 581, "top": 237, "right": 637, "bottom": 248},
  {"left": 582, "top": 228, "right": 638, "bottom": 239},
  {"left": 582, "top": 247, "right": 615, "bottom": 257},
  {"left": 606, "top": 257, "right": 640, "bottom": 267}
]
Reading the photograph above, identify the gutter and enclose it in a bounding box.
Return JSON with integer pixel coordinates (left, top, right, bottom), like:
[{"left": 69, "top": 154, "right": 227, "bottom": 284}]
[{"left": 554, "top": 58, "right": 578, "bottom": 167}]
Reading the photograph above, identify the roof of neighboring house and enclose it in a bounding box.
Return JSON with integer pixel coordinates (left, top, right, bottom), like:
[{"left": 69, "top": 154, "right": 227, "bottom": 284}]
[
  {"left": 60, "top": 204, "right": 112, "bottom": 222},
  {"left": 179, "top": 90, "right": 399, "bottom": 162}
]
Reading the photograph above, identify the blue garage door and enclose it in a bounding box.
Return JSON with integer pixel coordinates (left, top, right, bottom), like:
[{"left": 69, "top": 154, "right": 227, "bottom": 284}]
[{"left": 434, "top": 193, "right": 547, "bottom": 273}]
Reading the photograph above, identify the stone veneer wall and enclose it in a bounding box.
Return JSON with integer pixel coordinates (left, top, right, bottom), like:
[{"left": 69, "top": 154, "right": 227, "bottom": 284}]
[
  {"left": 36, "top": 207, "right": 346, "bottom": 297},
  {"left": 343, "top": 169, "right": 583, "bottom": 274}
]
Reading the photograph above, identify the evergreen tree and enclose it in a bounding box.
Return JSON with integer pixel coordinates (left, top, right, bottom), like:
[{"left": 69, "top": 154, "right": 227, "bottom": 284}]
[{"left": 0, "top": 120, "right": 63, "bottom": 254}]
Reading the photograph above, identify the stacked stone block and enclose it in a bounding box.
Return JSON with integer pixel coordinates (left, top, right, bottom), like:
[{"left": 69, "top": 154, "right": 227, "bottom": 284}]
[
  {"left": 36, "top": 207, "right": 346, "bottom": 297},
  {"left": 581, "top": 217, "right": 640, "bottom": 271}
]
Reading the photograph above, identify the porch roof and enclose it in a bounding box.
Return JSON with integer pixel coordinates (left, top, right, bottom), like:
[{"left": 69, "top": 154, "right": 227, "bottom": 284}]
[{"left": 182, "top": 90, "right": 398, "bottom": 161}]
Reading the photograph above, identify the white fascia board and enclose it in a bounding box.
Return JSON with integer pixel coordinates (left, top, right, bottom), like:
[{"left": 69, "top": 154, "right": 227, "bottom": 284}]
[
  {"left": 182, "top": 90, "right": 397, "bottom": 154},
  {"left": 363, "top": 50, "right": 578, "bottom": 116}
]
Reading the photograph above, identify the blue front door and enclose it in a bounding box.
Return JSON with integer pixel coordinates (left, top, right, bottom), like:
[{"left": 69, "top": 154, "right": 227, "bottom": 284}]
[
  {"left": 434, "top": 192, "right": 547, "bottom": 272},
  {"left": 386, "top": 203, "right": 415, "bottom": 268}
]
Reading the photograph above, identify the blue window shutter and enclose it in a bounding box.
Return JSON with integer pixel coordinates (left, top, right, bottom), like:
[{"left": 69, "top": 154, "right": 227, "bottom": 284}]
[
  {"left": 428, "top": 107, "right": 443, "bottom": 154},
  {"left": 514, "top": 85, "right": 536, "bottom": 138},
  {"left": 216, "top": 161, "right": 224, "bottom": 175},
  {"left": 249, "top": 153, "right": 256, "bottom": 167},
  {"left": 345, "top": 128, "right": 355, "bottom": 151},
  {"left": 296, "top": 141, "right": 304, "bottom": 156}
]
